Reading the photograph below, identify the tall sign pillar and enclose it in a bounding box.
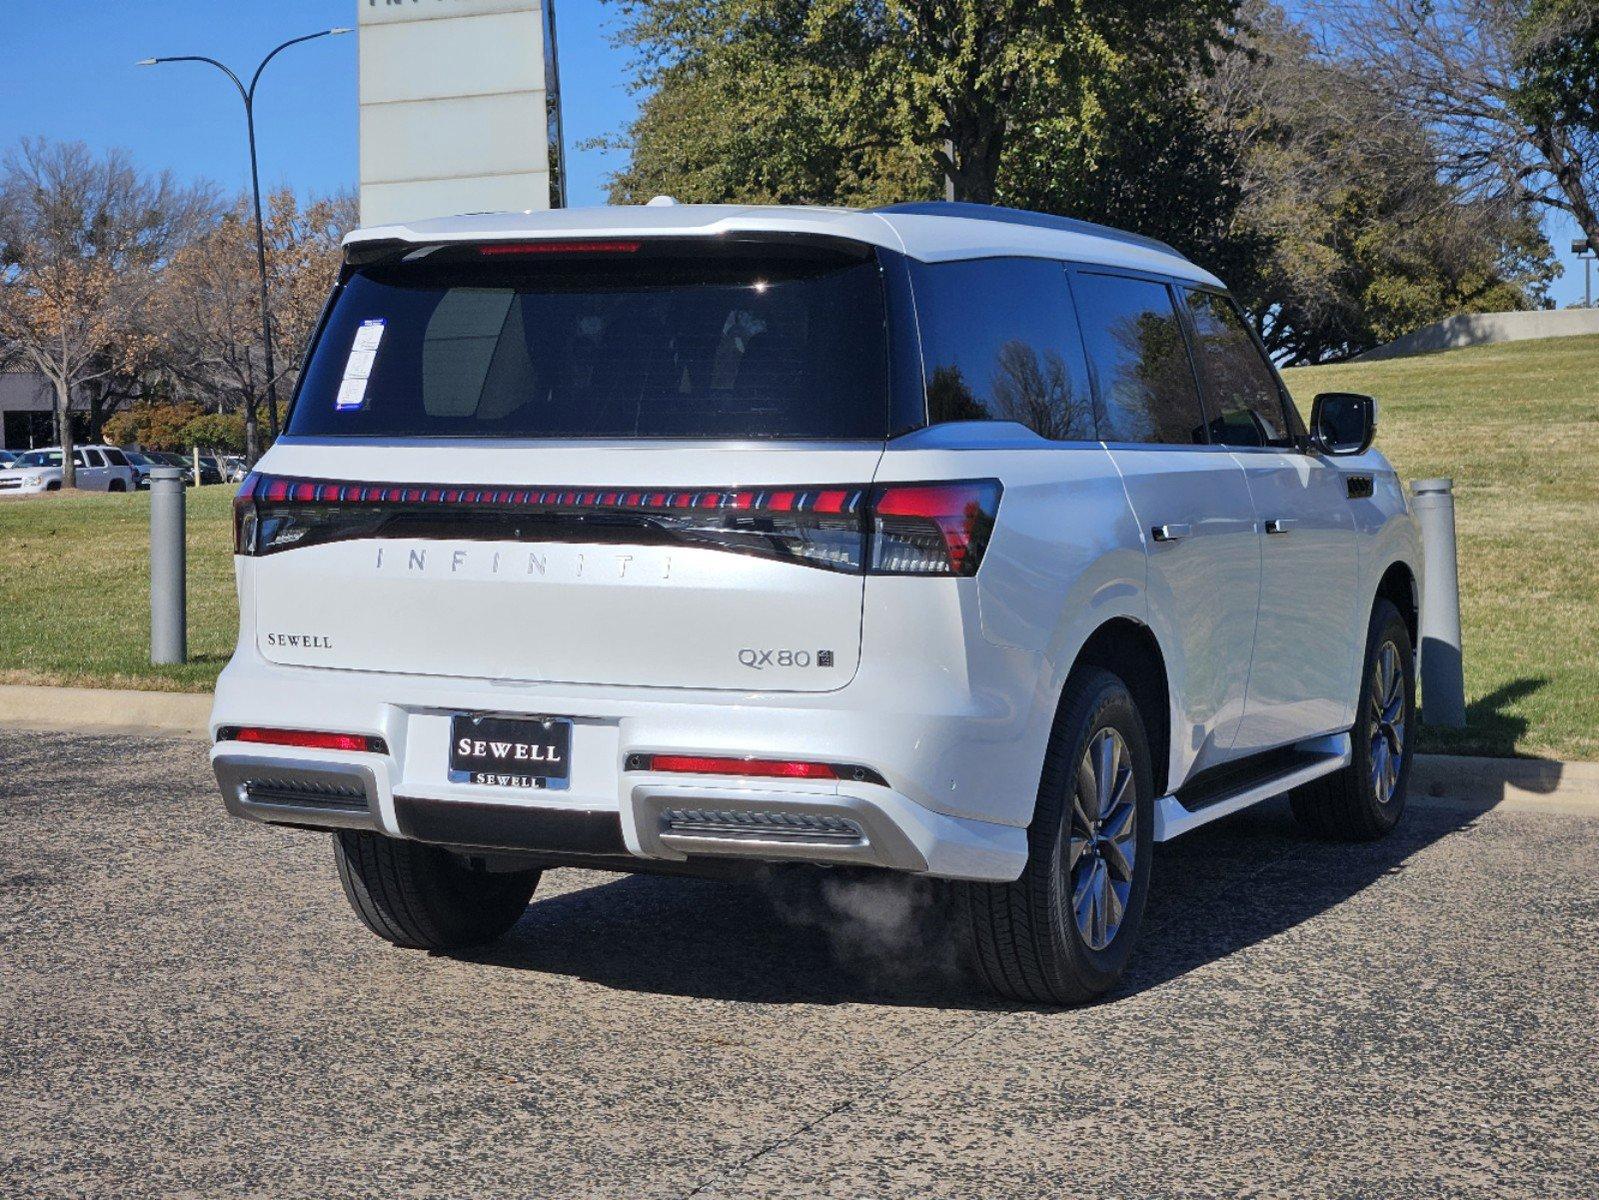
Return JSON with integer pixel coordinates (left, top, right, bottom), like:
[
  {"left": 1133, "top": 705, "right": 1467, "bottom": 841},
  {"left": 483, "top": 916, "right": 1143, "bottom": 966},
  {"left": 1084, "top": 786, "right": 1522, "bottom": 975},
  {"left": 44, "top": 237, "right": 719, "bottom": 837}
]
[{"left": 358, "top": 0, "right": 564, "bottom": 225}]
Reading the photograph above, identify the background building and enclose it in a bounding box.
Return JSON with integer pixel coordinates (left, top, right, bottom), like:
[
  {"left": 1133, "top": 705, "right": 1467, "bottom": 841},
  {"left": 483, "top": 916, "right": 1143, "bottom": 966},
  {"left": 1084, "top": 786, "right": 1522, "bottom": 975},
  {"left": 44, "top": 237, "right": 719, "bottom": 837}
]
[{"left": 0, "top": 371, "right": 85, "bottom": 451}]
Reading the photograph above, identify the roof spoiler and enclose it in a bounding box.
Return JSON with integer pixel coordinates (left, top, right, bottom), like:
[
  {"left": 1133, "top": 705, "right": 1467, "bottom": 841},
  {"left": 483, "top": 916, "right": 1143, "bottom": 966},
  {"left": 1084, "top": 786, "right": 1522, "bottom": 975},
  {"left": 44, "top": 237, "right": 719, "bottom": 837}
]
[{"left": 870, "top": 201, "right": 1184, "bottom": 259}]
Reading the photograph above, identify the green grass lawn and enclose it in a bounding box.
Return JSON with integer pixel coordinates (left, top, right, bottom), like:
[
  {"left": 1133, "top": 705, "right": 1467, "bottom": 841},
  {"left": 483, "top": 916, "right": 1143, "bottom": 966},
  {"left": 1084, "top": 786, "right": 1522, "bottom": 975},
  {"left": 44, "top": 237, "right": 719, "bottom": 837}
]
[
  {"left": 1282, "top": 334, "right": 1599, "bottom": 761},
  {"left": 2, "top": 333, "right": 1595, "bottom": 758},
  {"left": 0, "top": 486, "right": 237, "bottom": 693}
]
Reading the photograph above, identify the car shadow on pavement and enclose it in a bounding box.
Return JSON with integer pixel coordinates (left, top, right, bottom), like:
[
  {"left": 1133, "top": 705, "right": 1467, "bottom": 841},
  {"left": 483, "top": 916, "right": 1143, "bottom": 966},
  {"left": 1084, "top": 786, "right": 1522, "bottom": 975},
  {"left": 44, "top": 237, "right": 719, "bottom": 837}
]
[{"left": 456, "top": 790, "right": 1495, "bottom": 1011}]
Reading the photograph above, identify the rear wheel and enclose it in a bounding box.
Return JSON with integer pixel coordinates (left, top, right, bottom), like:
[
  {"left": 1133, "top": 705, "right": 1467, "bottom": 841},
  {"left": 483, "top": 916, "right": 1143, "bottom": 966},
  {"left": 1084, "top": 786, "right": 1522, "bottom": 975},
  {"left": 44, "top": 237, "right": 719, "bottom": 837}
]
[
  {"left": 1291, "top": 598, "right": 1414, "bottom": 840},
  {"left": 962, "top": 668, "right": 1154, "bottom": 1005},
  {"left": 108, "top": 480, "right": 126, "bottom": 493},
  {"left": 334, "top": 831, "right": 541, "bottom": 950}
]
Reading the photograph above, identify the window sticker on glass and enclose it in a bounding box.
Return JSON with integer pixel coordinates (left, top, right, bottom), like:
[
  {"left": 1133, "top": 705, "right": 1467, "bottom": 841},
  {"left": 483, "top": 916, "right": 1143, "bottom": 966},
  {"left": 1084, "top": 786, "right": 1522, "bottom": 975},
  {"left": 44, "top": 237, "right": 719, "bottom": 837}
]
[{"left": 336, "top": 318, "right": 386, "bottom": 411}]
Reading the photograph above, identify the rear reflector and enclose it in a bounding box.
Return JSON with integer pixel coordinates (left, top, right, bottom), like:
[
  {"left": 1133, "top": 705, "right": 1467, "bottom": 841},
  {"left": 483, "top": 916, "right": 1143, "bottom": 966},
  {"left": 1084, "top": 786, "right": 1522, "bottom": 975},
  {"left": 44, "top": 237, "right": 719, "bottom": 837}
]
[
  {"left": 235, "top": 473, "right": 1001, "bottom": 577},
  {"left": 627, "top": 754, "right": 887, "bottom": 786},
  {"left": 219, "top": 726, "right": 388, "bottom": 755}
]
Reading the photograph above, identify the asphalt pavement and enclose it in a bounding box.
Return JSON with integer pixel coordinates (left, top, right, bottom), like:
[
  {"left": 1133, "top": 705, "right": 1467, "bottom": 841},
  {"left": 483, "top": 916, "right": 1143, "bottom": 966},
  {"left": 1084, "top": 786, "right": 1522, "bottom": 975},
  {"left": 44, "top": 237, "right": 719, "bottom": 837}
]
[{"left": 1, "top": 727, "right": 1595, "bottom": 1199}]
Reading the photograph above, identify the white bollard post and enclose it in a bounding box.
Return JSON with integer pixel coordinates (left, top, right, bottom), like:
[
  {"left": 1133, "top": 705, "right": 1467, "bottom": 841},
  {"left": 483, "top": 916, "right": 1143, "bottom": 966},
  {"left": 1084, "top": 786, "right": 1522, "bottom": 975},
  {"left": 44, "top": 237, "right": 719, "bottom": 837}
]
[{"left": 1411, "top": 478, "right": 1465, "bottom": 727}]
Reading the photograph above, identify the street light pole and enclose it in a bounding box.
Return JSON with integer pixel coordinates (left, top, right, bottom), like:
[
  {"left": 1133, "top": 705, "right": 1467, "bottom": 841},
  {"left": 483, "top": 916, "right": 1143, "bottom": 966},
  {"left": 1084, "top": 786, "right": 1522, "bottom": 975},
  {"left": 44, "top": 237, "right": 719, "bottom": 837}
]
[
  {"left": 140, "top": 28, "right": 350, "bottom": 464},
  {"left": 1575, "top": 238, "right": 1595, "bottom": 309}
]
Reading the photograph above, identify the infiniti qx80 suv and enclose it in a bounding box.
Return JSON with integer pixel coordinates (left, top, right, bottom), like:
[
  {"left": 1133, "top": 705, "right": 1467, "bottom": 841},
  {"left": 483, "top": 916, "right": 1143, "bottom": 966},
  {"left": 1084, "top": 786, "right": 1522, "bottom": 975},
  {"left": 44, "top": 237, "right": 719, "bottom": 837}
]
[{"left": 211, "top": 202, "right": 1422, "bottom": 1004}]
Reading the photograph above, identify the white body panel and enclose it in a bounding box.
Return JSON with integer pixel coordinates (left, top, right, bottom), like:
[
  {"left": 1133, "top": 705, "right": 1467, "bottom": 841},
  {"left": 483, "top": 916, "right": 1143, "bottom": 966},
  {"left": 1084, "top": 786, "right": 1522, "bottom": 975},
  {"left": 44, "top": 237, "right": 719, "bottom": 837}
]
[
  {"left": 1109, "top": 445, "right": 1261, "bottom": 777},
  {"left": 1230, "top": 448, "right": 1362, "bottom": 752},
  {"left": 247, "top": 442, "right": 883, "bottom": 692}
]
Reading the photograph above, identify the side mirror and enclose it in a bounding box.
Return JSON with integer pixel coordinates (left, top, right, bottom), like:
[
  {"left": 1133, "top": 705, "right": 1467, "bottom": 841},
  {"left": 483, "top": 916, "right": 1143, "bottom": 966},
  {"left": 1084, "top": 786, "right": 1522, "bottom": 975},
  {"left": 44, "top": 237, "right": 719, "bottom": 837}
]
[{"left": 1309, "top": 392, "right": 1377, "bottom": 455}]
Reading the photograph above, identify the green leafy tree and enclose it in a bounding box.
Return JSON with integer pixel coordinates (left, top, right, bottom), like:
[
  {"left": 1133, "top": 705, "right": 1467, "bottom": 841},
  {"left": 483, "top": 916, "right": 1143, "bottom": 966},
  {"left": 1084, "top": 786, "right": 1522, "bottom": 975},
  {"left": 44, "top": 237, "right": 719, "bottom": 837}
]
[
  {"left": 600, "top": 0, "right": 1238, "bottom": 205},
  {"left": 599, "top": 0, "right": 1555, "bottom": 362}
]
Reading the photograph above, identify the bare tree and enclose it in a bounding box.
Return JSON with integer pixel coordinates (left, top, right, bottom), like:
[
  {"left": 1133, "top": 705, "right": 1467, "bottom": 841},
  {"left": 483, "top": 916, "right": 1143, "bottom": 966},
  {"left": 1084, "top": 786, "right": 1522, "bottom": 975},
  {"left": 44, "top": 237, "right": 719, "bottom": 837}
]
[
  {"left": 0, "top": 139, "right": 214, "bottom": 486},
  {"left": 156, "top": 187, "right": 353, "bottom": 461},
  {"left": 1321, "top": 0, "right": 1599, "bottom": 253}
]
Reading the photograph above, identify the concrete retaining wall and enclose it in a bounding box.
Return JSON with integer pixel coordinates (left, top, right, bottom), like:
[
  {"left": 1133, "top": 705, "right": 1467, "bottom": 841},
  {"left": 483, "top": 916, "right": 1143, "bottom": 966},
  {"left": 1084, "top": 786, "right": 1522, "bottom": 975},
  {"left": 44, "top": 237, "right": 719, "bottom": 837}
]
[{"left": 1357, "top": 308, "right": 1599, "bottom": 361}]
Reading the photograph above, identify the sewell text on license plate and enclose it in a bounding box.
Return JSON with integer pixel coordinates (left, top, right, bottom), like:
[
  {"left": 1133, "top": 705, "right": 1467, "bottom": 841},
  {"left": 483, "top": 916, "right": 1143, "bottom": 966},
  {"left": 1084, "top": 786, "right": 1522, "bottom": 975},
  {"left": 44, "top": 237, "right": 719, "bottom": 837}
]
[{"left": 449, "top": 713, "right": 572, "bottom": 790}]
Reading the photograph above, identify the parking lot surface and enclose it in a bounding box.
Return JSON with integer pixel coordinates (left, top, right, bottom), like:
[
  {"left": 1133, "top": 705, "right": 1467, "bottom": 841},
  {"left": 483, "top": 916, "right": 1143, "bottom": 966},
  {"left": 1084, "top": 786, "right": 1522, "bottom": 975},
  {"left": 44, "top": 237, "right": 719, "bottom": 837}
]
[{"left": 2, "top": 727, "right": 1595, "bottom": 1198}]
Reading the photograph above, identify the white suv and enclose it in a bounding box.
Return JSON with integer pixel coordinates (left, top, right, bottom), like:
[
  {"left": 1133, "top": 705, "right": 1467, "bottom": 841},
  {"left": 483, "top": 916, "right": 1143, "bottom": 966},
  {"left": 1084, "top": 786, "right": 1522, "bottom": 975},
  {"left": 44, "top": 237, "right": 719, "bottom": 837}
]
[
  {"left": 210, "top": 202, "right": 1422, "bottom": 1004},
  {"left": 0, "top": 445, "right": 139, "bottom": 494}
]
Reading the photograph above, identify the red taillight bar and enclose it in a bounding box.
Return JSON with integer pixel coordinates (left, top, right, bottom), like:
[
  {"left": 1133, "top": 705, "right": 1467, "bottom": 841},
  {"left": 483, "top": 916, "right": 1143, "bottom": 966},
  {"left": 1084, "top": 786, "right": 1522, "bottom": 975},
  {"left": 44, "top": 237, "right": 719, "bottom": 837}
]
[
  {"left": 626, "top": 753, "right": 888, "bottom": 786},
  {"left": 241, "top": 474, "right": 868, "bottom": 516},
  {"left": 236, "top": 473, "right": 1001, "bottom": 576},
  {"left": 218, "top": 726, "right": 388, "bottom": 755}
]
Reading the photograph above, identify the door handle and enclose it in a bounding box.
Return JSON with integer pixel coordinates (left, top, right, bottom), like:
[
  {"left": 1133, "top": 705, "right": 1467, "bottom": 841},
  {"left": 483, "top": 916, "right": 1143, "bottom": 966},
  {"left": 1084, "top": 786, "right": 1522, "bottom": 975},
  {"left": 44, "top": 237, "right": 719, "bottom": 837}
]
[
  {"left": 1151, "top": 523, "right": 1192, "bottom": 543},
  {"left": 1264, "top": 518, "right": 1296, "bottom": 535}
]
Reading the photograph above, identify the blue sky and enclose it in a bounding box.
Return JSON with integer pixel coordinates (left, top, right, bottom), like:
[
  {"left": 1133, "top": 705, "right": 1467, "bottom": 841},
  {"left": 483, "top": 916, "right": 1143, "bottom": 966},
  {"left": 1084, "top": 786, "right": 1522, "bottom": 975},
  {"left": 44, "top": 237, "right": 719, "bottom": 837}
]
[
  {"left": 0, "top": 0, "right": 638, "bottom": 207},
  {"left": 0, "top": 0, "right": 1590, "bottom": 306}
]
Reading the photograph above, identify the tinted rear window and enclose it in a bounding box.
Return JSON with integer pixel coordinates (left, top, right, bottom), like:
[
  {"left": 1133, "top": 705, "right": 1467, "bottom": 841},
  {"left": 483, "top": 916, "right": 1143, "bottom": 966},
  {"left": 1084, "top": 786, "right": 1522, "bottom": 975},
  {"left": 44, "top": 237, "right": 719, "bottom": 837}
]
[
  {"left": 911, "top": 258, "right": 1095, "bottom": 441},
  {"left": 1073, "top": 273, "right": 1206, "bottom": 445},
  {"left": 287, "top": 242, "right": 891, "bottom": 440}
]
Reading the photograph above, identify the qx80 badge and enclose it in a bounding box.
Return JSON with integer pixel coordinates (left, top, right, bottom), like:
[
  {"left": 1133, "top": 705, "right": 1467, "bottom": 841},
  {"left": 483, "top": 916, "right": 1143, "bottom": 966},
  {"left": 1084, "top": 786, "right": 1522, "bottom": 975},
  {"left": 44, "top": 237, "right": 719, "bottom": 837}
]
[{"left": 739, "top": 648, "right": 836, "bottom": 670}]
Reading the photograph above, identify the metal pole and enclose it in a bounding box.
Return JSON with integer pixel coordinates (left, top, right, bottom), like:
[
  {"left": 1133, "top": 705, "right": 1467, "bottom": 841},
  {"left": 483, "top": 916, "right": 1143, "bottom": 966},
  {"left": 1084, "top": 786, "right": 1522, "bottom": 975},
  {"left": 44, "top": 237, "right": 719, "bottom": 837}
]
[
  {"left": 1411, "top": 478, "right": 1465, "bottom": 727},
  {"left": 139, "top": 31, "right": 349, "bottom": 461},
  {"left": 543, "top": 0, "right": 568, "bottom": 208},
  {"left": 150, "top": 467, "right": 188, "bottom": 665},
  {"left": 244, "top": 94, "right": 280, "bottom": 442}
]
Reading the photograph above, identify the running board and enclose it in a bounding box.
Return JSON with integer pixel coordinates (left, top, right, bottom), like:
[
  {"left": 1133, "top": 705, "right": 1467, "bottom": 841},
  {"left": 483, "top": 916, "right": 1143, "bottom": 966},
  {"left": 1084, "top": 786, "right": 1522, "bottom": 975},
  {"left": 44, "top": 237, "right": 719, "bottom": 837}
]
[{"left": 1153, "top": 733, "right": 1352, "bottom": 841}]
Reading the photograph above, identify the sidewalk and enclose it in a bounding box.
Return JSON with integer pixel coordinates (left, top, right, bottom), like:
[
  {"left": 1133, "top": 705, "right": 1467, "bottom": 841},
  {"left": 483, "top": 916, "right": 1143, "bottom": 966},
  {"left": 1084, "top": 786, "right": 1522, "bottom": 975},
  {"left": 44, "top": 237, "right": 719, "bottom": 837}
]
[
  {"left": 1, "top": 683, "right": 1595, "bottom": 809},
  {"left": 0, "top": 684, "right": 211, "bottom": 737}
]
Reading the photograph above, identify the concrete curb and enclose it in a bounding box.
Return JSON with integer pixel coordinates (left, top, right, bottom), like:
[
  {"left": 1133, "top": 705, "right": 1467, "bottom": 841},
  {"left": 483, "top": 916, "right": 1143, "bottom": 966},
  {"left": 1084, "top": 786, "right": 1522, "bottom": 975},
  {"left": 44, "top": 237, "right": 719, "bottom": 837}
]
[
  {"left": 1410, "top": 754, "right": 1599, "bottom": 813},
  {"left": 1, "top": 683, "right": 1596, "bottom": 810},
  {"left": 0, "top": 684, "right": 211, "bottom": 737}
]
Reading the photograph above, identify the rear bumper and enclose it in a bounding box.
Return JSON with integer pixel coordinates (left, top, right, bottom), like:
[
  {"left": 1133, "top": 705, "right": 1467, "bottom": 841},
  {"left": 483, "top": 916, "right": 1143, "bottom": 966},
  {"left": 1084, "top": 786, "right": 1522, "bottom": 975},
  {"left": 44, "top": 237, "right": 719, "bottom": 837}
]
[
  {"left": 208, "top": 650, "right": 1043, "bottom": 882},
  {"left": 211, "top": 742, "right": 1025, "bottom": 880}
]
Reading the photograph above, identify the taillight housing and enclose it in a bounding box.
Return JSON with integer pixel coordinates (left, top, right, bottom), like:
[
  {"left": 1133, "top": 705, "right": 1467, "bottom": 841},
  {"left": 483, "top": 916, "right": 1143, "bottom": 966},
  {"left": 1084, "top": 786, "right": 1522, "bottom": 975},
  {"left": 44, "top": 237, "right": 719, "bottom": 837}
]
[
  {"left": 217, "top": 726, "right": 388, "bottom": 754},
  {"left": 625, "top": 753, "right": 888, "bottom": 786},
  {"left": 868, "top": 481, "right": 1002, "bottom": 575},
  {"left": 234, "top": 473, "right": 1002, "bottom": 577}
]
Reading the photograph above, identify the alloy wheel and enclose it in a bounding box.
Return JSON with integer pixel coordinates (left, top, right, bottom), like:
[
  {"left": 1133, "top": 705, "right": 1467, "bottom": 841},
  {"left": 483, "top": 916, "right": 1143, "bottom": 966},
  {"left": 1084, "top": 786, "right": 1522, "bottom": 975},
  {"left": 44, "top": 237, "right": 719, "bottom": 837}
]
[
  {"left": 1067, "top": 728, "right": 1137, "bottom": 951},
  {"left": 1369, "top": 640, "right": 1407, "bottom": 805}
]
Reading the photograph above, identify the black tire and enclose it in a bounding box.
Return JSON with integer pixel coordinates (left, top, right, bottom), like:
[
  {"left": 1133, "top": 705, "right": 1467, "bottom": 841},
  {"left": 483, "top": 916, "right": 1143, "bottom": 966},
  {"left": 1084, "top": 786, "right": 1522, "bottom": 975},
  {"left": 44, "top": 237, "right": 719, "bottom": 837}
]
[
  {"left": 1291, "top": 598, "right": 1415, "bottom": 841},
  {"left": 961, "top": 668, "right": 1155, "bottom": 1005},
  {"left": 333, "top": 831, "right": 541, "bottom": 950},
  {"left": 108, "top": 480, "right": 126, "bottom": 493},
  {"left": 46, "top": 481, "right": 60, "bottom": 491}
]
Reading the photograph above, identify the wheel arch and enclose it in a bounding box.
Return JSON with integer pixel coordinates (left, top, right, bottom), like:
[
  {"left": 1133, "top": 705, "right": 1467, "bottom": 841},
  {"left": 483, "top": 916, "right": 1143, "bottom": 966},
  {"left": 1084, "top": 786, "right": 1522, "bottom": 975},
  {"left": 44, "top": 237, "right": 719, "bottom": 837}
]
[
  {"left": 1375, "top": 559, "right": 1419, "bottom": 646},
  {"left": 1063, "top": 618, "right": 1173, "bottom": 799}
]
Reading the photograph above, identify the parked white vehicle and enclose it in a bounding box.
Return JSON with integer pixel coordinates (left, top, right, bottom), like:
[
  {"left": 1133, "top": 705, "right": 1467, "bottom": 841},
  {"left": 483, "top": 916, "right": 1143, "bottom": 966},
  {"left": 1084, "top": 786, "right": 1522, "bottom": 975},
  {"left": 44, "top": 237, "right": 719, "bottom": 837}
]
[
  {"left": 0, "top": 445, "right": 140, "bottom": 495},
  {"left": 210, "top": 202, "right": 1423, "bottom": 1004}
]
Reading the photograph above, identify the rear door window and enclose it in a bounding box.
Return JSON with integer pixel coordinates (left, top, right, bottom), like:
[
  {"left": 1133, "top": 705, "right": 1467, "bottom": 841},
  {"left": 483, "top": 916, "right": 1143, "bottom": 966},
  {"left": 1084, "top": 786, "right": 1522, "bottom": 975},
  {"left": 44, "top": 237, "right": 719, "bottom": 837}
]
[
  {"left": 1073, "top": 273, "right": 1208, "bottom": 446},
  {"left": 288, "top": 242, "right": 891, "bottom": 441},
  {"left": 1183, "top": 289, "right": 1293, "bottom": 448},
  {"left": 910, "top": 258, "right": 1095, "bottom": 440}
]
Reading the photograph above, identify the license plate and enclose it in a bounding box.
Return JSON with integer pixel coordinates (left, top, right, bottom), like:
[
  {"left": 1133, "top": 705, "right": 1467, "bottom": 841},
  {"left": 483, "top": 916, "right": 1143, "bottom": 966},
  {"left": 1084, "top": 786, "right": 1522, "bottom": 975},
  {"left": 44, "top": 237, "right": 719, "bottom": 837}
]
[{"left": 449, "top": 714, "right": 572, "bottom": 790}]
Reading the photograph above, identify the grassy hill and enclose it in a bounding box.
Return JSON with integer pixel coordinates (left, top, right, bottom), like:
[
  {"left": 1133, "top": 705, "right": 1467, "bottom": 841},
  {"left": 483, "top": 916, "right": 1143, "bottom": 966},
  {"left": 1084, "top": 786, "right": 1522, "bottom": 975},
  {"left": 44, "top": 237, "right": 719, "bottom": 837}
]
[
  {"left": 2, "top": 333, "right": 1595, "bottom": 759},
  {"left": 1282, "top": 333, "right": 1599, "bottom": 760}
]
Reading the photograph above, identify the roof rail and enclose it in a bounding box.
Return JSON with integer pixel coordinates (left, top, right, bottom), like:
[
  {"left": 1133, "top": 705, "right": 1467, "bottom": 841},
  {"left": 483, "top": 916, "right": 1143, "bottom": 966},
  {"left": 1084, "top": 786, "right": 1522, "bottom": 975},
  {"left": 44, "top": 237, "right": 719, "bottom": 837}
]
[{"left": 870, "top": 201, "right": 1184, "bottom": 259}]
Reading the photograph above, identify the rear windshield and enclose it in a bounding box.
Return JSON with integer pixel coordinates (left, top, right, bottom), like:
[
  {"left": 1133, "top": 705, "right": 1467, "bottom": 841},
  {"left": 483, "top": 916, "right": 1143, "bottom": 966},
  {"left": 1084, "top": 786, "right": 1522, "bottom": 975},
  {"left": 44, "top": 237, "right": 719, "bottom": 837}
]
[{"left": 287, "top": 241, "right": 891, "bottom": 440}]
